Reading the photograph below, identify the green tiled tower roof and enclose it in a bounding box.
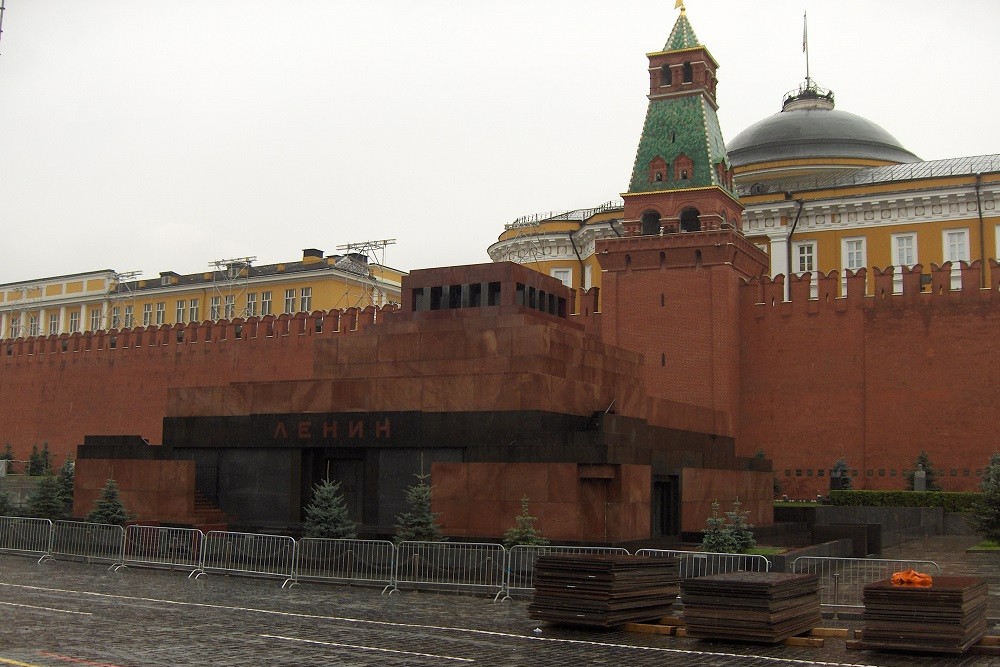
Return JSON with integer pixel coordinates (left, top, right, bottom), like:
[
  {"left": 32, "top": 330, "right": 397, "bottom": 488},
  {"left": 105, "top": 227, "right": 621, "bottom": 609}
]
[
  {"left": 627, "top": 10, "right": 732, "bottom": 196},
  {"left": 663, "top": 10, "right": 699, "bottom": 51}
]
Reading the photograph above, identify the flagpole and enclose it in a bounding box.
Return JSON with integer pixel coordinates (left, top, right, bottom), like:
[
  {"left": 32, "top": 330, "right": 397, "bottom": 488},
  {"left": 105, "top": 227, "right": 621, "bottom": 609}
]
[{"left": 803, "top": 11, "right": 811, "bottom": 86}]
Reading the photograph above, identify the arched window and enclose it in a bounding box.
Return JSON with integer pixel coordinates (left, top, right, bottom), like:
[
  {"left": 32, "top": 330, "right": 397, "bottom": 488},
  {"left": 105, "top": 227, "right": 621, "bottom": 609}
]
[
  {"left": 683, "top": 61, "right": 693, "bottom": 83},
  {"left": 661, "top": 65, "right": 671, "bottom": 87},
  {"left": 648, "top": 156, "right": 667, "bottom": 184},
  {"left": 680, "top": 207, "right": 701, "bottom": 232},
  {"left": 641, "top": 211, "right": 661, "bottom": 236}
]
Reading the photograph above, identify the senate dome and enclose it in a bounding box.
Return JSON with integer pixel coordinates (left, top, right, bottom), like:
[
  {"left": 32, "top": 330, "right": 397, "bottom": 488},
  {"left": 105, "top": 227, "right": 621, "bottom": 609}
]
[{"left": 727, "top": 81, "right": 920, "bottom": 193}]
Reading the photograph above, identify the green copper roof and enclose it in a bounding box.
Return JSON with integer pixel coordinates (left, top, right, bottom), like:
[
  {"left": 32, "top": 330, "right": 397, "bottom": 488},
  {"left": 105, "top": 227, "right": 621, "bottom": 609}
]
[
  {"left": 627, "top": 95, "right": 732, "bottom": 194},
  {"left": 663, "top": 11, "right": 700, "bottom": 51}
]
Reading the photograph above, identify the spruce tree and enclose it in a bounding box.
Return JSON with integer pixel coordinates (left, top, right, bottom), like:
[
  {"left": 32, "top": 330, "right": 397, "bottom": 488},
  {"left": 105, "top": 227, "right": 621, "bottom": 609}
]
[
  {"left": 700, "top": 500, "right": 738, "bottom": 553},
  {"left": 0, "top": 490, "right": 11, "bottom": 517},
  {"left": 26, "top": 474, "right": 65, "bottom": 520},
  {"left": 56, "top": 457, "right": 76, "bottom": 513},
  {"left": 904, "top": 450, "right": 942, "bottom": 491},
  {"left": 86, "top": 479, "right": 135, "bottom": 526},
  {"left": 502, "top": 496, "right": 549, "bottom": 549},
  {"left": 40, "top": 442, "right": 52, "bottom": 475},
  {"left": 303, "top": 479, "right": 357, "bottom": 539},
  {"left": 724, "top": 499, "right": 756, "bottom": 553},
  {"left": 27, "top": 444, "right": 43, "bottom": 476},
  {"left": 394, "top": 474, "right": 444, "bottom": 543},
  {"left": 969, "top": 452, "right": 1000, "bottom": 544}
]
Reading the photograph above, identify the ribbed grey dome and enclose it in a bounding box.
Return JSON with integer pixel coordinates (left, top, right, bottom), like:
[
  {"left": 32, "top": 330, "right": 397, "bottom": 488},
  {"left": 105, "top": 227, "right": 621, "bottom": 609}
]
[{"left": 727, "top": 107, "right": 920, "bottom": 168}]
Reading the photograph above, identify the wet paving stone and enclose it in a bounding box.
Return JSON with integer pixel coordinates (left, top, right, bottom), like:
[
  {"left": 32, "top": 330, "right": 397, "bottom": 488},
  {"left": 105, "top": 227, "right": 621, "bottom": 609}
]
[{"left": 0, "top": 541, "right": 997, "bottom": 666}]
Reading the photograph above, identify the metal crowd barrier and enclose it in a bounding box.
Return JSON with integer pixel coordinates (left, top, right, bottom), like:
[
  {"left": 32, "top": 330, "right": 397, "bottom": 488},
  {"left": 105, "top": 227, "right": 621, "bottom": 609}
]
[
  {"left": 0, "top": 515, "right": 957, "bottom": 608},
  {"left": 790, "top": 556, "right": 941, "bottom": 608},
  {"left": 0, "top": 516, "right": 53, "bottom": 560},
  {"left": 124, "top": 525, "right": 204, "bottom": 573},
  {"left": 635, "top": 548, "right": 771, "bottom": 578},
  {"left": 200, "top": 530, "right": 297, "bottom": 587},
  {"left": 48, "top": 520, "right": 125, "bottom": 567},
  {"left": 395, "top": 541, "right": 507, "bottom": 598},
  {"left": 295, "top": 537, "right": 396, "bottom": 593},
  {"left": 502, "top": 545, "right": 630, "bottom": 600}
]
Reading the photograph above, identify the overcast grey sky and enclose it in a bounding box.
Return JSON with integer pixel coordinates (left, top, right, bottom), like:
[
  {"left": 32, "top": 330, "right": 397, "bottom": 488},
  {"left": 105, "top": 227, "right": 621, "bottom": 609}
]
[{"left": 2, "top": 1, "right": 998, "bottom": 283}]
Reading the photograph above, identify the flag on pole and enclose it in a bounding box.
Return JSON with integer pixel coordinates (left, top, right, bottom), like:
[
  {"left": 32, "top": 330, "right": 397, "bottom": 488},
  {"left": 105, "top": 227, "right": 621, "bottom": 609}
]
[{"left": 802, "top": 11, "right": 808, "bottom": 53}]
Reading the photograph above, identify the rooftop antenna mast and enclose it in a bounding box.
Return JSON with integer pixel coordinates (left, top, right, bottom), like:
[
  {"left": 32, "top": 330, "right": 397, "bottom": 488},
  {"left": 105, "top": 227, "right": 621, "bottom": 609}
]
[
  {"left": 0, "top": 1, "right": 7, "bottom": 56},
  {"left": 802, "top": 11, "right": 811, "bottom": 87},
  {"left": 334, "top": 239, "right": 397, "bottom": 309}
]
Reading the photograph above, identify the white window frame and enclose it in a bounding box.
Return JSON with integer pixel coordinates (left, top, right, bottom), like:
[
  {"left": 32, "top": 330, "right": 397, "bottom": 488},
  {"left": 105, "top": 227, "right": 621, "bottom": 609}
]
[
  {"left": 48, "top": 313, "right": 59, "bottom": 335},
  {"left": 155, "top": 302, "right": 166, "bottom": 325},
  {"left": 841, "top": 237, "right": 867, "bottom": 295},
  {"left": 943, "top": 228, "right": 969, "bottom": 290},
  {"left": 210, "top": 296, "right": 221, "bottom": 320},
  {"left": 176, "top": 300, "right": 186, "bottom": 324},
  {"left": 792, "top": 240, "right": 817, "bottom": 298},
  {"left": 891, "top": 233, "right": 918, "bottom": 294},
  {"left": 246, "top": 293, "right": 257, "bottom": 317},
  {"left": 189, "top": 299, "right": 200, "bottom": 323},
  {"left": 261, "top": 291, "right": 272, "bottom": 316},
  {"left": 28, "top": 315, "right": 39, "bottom": 337},
  {"left": 284, "top": 289, "right": 296, "bottom": 314},
  {"left": 90, "top": 308, "right": 102, "bottom": 332},
  {"left": 69, "top": 311, "right": 80, "bottom": 334},
  {"left": 300, "top": 287, "right": 312, "bottom": 313},
  {"left": 124, "top": 306, "right": 134, "bottom": 329},
  {"left": 142, "top": 304, "right": 152, "bottom": 327},
  {"left": 550, "top": 268, "right": 572, "bottom": 288},
  {"left": 224, "top": 295, "right": 235, "bottom": 319}
]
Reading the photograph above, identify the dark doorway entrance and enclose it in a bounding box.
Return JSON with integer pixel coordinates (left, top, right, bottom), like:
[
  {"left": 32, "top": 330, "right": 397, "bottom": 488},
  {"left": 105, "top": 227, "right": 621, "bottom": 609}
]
[{"left": 652, "top": 476, "right": 680, "bottom": 537}]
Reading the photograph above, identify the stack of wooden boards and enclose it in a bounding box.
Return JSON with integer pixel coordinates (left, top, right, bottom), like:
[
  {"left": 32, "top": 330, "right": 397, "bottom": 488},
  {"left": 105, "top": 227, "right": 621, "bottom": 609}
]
[
  {"left": 680, "top": 571, "right": 821, "bottom": 643},
  {"left": 860, "top": 575, "right": 989, "bottom": 654},
  {"left": 528, "top": 554, "right": 680, "bottom": 628}
]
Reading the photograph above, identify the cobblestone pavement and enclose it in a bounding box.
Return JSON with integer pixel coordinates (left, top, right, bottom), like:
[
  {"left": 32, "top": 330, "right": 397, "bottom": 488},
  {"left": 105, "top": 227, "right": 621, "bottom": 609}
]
[{"left": 0, "top": 548, "right": 997, "bottom": 667}]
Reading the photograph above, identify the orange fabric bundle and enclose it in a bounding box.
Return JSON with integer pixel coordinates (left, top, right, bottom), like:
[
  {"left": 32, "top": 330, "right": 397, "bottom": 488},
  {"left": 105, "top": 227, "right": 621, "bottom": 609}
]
[{"left": 891, "top": 569, "right": 933, "bottom": 587}]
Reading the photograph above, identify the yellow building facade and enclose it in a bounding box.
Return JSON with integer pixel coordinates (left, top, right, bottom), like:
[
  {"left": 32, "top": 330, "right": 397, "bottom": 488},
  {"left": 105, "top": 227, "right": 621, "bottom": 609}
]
[
  {"left": 489, "top": 77, "right": 1000, "bottom": 299},
  {"left": 0, "top": 248, "right": 404, "bottom": 340}
]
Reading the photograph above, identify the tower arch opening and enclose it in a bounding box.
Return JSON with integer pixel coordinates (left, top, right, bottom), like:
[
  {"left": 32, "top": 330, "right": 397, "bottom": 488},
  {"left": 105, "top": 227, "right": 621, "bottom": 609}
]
[
  {"left": 641, "top": 210, "right": 661, "bottom": 235},
  {"left": 679, "top": 207, "right": 701, "bottom": 232}
]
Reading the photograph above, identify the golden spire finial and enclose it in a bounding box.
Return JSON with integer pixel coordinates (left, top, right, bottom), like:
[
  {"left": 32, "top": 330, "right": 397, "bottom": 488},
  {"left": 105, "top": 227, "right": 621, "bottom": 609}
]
[{"left": 675, "top": 0, "right": 686, "bottom": 13}]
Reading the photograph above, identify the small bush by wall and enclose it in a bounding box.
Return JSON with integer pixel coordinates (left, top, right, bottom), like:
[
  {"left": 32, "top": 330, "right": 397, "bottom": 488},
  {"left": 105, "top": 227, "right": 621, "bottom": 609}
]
[{"left": 829, "top": 490, "right": 980, "bottom": 513}]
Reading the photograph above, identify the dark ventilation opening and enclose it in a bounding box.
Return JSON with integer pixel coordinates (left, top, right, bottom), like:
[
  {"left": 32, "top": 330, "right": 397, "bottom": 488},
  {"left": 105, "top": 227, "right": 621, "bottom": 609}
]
[
  {"left": 487, "top": 282, "right": 501, "bottom": 306},
  {"left": 661, "top": 64, "right": 671, "bottom": 86},
  {"left": 695, "top": 249, "right": 703, "bottom": 267},
  {"left": 680, "top": 208, "right": 701, "bottom": 232},
  {"left": 448, "top": 285, "right": 462, "bottom": 309},
  {"left": 515, "top": 283, "right": 526, "bottom": 306},
  {"left": 641, "top": 211, "right": 661, "bottom": 235},
  {"left": 411, "top": 287, "right": 425, "bottom": 311},
  {"left": 469, "top": 283, "right": 482, "bottom": 307},
  {"left": 683, "top": 62, "right": 693, "bottom": 83},
  {"left": 429, "top": 286, "right": 444, "bottom": 310}
]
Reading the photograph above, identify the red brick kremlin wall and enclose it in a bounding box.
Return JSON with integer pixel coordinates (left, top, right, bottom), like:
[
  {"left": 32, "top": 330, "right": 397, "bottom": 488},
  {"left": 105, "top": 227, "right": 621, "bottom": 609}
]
[
  {"left": 0, "top": 308, "right": 388, "bottom": 464},
  {"left": 739, "top": 261, "right": 1000, "bottom": 496}
]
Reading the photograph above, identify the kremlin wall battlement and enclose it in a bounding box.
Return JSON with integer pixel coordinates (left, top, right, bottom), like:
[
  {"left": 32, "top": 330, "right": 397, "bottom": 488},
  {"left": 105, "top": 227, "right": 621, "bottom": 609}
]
[
  {"left": 3, "top": 256, "right": 998, "bottom": 499},
  {"left": 739, "top": 260, "right": 1000, "bottom": 497}
]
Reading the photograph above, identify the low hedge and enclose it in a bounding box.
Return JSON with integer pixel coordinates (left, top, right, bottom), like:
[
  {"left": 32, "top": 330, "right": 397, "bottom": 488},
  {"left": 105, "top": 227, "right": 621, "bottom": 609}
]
[{"left": 828, "top": 490, "right": 981, "bottom": 512}]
